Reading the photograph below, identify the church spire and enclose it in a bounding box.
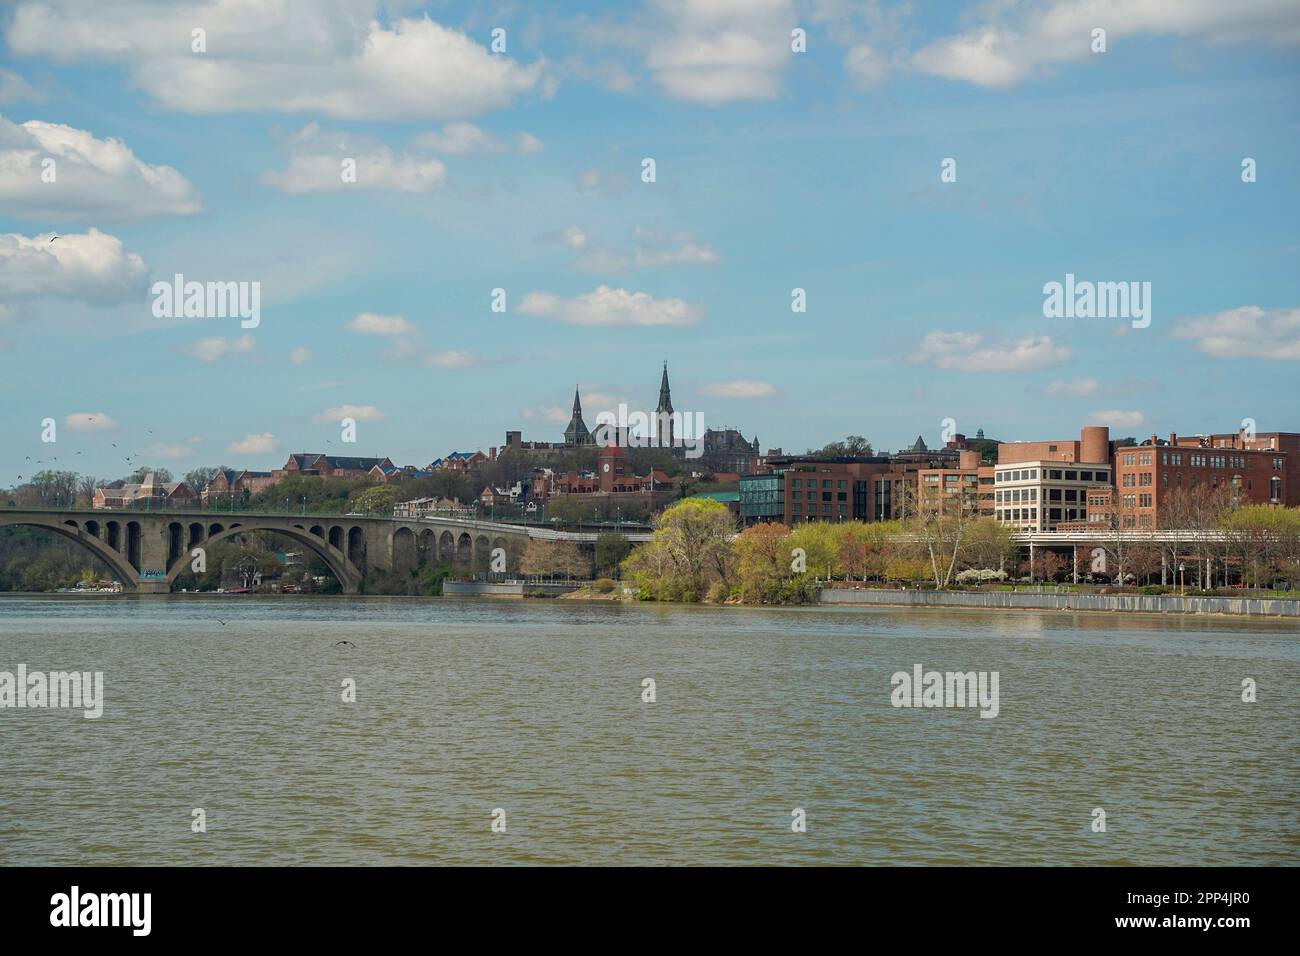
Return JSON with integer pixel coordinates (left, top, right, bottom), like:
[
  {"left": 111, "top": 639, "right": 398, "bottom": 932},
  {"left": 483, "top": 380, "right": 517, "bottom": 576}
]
[
  {"left": 564, "top": 384, "right": 591, "bottom": 446},
  {"left": 657, "top": 361, "right": 672, "bottom": 414}
]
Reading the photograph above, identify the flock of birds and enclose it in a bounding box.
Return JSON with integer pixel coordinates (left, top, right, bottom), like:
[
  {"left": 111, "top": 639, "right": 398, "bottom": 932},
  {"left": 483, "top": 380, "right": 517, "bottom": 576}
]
[{"left": 17, "top": 417, "right": 159, "bottom": 482}]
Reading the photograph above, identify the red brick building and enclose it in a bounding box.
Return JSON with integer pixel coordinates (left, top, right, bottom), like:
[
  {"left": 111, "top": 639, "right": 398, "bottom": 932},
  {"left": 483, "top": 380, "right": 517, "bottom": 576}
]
[
  {"left": 273, "top": 454, "right": 394, "bottom": 481},
  {"left": 1114, "top": 433, "right": 1288, "bottom": 528}
]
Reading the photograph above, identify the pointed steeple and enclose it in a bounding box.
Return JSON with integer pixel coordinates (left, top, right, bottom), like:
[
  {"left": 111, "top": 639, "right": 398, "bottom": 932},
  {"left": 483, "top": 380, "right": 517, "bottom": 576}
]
[
  {"left": 564, "top": 384, "right": 591, "bottom": 446},
  {"left": 657, "top": 361, "right": 673, "bottom": 414}
]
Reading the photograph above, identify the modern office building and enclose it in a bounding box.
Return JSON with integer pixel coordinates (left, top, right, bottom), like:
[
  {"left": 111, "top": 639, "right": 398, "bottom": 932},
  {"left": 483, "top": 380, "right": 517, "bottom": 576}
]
[{"left": 993, "top": 460, "right": 1114, "bottom": 531}]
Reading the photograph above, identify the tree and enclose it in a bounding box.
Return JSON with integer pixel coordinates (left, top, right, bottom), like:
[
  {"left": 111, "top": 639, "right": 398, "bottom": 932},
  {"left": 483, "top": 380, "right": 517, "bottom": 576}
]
[
  {"left": 520, "top": 539, "right": 589, "bottom": 579},
  {"left": 185, "top": 466, "right": 229, "bottom": 493},
  {"left": 1024, "top": 549, "right": 1068, "bottom": 582},
  {"left": 734, "top": 522, "right": 790, "bottom": 601},
  {"left": 806, "top": 435, "right": 873, "bottom": 458},
  {"left": 900, "top": 479, "right": 980, "bottom": 589},
  {"left": 594, "top": 532, "right": 631, "bottom": 577},
  {"left": 349, "top": 484, "right": 396, "bottom": 516},
  {"left": 129, "top": 466, "right": 173, "bottom": 484},
  {"left": 961, "top": 519, "right": 1018, "bottom": 574},
  {"left": 623, "top": 498, "right": 735, "bottom": 601},
  {"left": 76, "top": 475, "right": 98, "bottom": 508},
  {"left": 1160, "top": 483, "right": 1233, "bottom": 587},
  {"left": 653, "top": 498, "right": 736, "bottom": 596},
  {"left": 787, "top": 521, "right": 841, "bottom": 579}
]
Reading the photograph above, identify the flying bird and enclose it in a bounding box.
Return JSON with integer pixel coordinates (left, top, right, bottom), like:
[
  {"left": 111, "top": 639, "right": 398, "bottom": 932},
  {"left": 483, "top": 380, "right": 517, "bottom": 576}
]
[
  {"left": 49, "top": 236, "right": 58, "bottom": 243},
  {"left": 216, "top": 619, "right": 227, "bottom": 626},
  {"left": 334, "top": 640, "right": 356, "bottom": 648}
]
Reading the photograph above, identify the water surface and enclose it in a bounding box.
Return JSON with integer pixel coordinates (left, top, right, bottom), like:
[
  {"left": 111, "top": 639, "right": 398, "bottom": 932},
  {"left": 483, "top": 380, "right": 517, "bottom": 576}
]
[{"left": 1, "top": 595, "right": 1296, "bottom": 865}]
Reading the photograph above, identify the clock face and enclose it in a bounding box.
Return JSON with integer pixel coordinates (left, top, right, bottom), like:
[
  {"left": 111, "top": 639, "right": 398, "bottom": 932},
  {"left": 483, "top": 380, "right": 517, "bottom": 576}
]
[{"left": 602, "top": 463, "right": 610, "bottom": 472}]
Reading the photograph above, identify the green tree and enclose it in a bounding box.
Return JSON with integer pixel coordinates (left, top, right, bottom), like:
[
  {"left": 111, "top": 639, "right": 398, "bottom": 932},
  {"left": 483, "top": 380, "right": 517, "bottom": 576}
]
[{"left": 595, "top": 532, "right": 631, "bottom": 577}]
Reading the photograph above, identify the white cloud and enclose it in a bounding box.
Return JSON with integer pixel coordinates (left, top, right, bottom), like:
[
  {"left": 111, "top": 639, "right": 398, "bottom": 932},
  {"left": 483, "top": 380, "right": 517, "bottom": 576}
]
[
  {"left": 347, "top": 312, "right": 417, "bottom": 336},
  {"left": 64, "top": 412, "right": 116, "bottom": 431},
  {"left": 0, "top": 114, "right": 201, "bottom": 220},
  {"left": 184, "top": 333, "right": 255, "bottom": 363},
  {"left": 1089, "top": 410, "right": 1146, "bottom": 430},
  {"left": 0, "top": 69, "right": 37, "bottom": 104},
  {"left": 1172, "top": 305, "right": 1300, "bottom": 360},
  {"left": 910, "top": 331, "right": 1070, "bottom": 371},
  {"left": 1046, "top": 377, "right": 1101, "bottom": 396},
  {"left": 562, "top": 226, "right": 588, "bottom": 250},
  {"left": 700, "top": 380, "right": 775, "bottom": 399},
  {"left": 143, "top": 442, "right": 193, "bottom": 460},
  {"left": 575, "top": 166, "right": 630, "bottom": 195},
  {"left": 262, "top": 123, "right": 445, "bottom": 194},
  {"left": 423, "top": 350, "right": 476, "bottom": 369},
  {"left": 412, "top": 122, "right": 543, "bottom": 155},
  {"left": 646, "top": 0, "right": 794, "bottom": 104},
  {"left": 843, "top": 44, "right": 889, "bottom": 90},
  {"left": 635, "top": 240, "right": 719, "bottom": 267},
  {"left": 8, "top": 3, "right": 546, "bottom": 120},
  {"left": 226, "top": 432, "right": 277, "bottom": 455},
  {"left": 519, "top": 286, "right": 702, "bottom": 327},
  {"left": 289, "top": 346, "right": 311, "bottom": 365},
  {"left": 316, "top": 404, "right": 383, "bottom": 423},
  {"left": 575, "top": 249, "right": 629, "bottom": 274},
  {"left": 0, "top": 228, "right": 147, "bottom": 305},
  {"left": 912, "top": 0, "right": 1300, "bottom": 88},
  {"left": 523, "top": 406, "right": 571, "bottom": 426}
]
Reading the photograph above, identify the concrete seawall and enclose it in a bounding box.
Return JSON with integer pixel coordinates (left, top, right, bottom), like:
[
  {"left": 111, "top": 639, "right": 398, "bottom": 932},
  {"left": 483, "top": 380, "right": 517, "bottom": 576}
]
[
  {"left": 442, "top": 581, "right": 582, "bottom": 598},
  {"left": 818, "top": 588, "right": 1300, "bottom": 617}
]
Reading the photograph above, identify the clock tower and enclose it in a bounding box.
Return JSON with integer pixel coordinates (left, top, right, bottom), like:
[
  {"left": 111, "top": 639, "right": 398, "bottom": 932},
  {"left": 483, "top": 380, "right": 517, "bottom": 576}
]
[{"left": 598, "top": 442, "right": 627, "bottom": 492}]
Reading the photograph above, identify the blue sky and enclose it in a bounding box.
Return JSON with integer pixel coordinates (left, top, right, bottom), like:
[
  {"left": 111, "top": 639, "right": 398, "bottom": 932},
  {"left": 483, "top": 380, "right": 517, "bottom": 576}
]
[{"left": 2, "top": 0, "right": 1298, "bottom": 482}]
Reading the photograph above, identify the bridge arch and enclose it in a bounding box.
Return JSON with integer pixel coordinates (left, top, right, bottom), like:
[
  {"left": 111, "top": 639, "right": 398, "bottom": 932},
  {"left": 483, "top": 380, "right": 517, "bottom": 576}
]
[
  {"left": 392, "top": 526, "right": 417, "bottom": 572},
  {"left": 165, "top": 523, "right": 362, "bottom": 592},
  {"left": 0, "top": 515, "right": 141, "bottom": 589}
]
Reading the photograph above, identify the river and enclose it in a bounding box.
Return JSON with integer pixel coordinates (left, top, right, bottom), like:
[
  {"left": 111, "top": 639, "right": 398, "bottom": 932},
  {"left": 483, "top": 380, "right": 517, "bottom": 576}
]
[{"left": 1, "top": 595, "right": 1296, "bottom": 865}]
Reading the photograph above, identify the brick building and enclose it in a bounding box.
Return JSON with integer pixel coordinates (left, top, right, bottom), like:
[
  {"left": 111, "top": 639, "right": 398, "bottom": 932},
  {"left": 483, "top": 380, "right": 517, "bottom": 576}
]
[
  {"left": 94, "top": 473, "right": 197, "bottom": 510},
  {"left": 273, "top": 454, "right": 394, "bottom": 481},
  {"left": 1112, "top": 433, "right": 1288, "bottom": 529},
  {"left": 201, "top": 468, "right": 276, "bottom": 505},
  {"left": 918, "top": 450, "right": 995, "bottom": 518}
]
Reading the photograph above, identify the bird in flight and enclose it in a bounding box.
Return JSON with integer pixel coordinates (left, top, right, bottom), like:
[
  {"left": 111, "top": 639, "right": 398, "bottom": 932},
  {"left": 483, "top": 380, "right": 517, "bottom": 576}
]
[
  {"left": 215, "top": 619, "right": 227, "bottom": 626},
  {"left": 49, "top": 236, "right": 58, "bottom": 243},
  {"left": 334, "top": 640, "right": 356, "bottom": 648}
]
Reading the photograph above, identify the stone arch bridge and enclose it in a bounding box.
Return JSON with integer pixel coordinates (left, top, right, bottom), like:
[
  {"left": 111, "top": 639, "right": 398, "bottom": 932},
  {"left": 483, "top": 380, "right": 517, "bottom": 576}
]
[{"left": 0, "top": 509, "right": 650, "bottom": 594}]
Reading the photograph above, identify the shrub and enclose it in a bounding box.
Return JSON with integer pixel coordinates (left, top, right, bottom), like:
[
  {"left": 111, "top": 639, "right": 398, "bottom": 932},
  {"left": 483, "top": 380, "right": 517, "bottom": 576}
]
[{"left": 593, "top": 577, "right": 616, "bottom": 593}]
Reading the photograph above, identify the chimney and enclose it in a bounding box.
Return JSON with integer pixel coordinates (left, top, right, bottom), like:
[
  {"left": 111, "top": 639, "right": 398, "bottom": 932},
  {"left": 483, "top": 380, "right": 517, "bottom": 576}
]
[
  {"left": 958, "top": 450, "right": 979, "bottom": 470},
  {"left": 490, "top": 446, "right": 497, "bottom": 461}
]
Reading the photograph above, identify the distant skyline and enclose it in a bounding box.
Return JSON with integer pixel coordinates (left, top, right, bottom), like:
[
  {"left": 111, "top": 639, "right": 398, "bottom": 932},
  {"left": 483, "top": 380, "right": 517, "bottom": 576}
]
[{"left": 2, "top": 0, "right": 1298, "bottom": 481}]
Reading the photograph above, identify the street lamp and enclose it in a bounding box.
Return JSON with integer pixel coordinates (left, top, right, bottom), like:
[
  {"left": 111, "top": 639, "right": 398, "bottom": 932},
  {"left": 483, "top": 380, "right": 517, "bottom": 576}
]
[{"left": 1179, "top": 562, "right": 1186, "bottom": 596}]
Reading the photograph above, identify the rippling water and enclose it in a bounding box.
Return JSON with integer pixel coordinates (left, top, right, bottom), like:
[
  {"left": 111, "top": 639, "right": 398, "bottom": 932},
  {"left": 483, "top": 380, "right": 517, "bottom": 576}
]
[{"left": 1, "top": 594, "right": 1296, "bottom": 865}]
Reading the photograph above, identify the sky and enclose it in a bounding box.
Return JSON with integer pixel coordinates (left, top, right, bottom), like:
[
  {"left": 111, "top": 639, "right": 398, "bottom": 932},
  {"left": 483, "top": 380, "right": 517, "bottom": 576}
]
[{"left": 1, "top": 0, "right": 1299, "bottom": 483}]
